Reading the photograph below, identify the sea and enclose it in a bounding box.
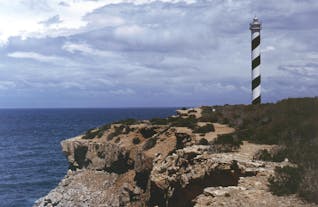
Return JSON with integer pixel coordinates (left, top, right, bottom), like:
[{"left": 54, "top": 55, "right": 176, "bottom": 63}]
[{"left": 0, "top": 108, "right": 177, "bottom": 207}]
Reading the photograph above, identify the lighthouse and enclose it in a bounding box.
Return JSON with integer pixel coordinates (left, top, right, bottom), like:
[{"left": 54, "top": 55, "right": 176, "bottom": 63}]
[{"left": 250, "top": 17, "right": 262, "bottom": 104}]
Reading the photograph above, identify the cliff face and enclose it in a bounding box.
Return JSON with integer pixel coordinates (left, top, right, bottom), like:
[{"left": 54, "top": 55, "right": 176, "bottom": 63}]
[{"left": 34, "top": 107, "right": 317, "bottom": 207}]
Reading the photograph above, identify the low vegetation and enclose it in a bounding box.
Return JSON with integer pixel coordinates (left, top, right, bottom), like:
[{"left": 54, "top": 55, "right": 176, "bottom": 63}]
[
  {"left": 193, "top": 124, "right": 215, "bottom": 134},
  {"left": 149, "top": 118, "right": 169, "bottom": 125},
  {"left": 202, "top": 97, "right": 318, "bottom": 203},
  {"left": 168, "top": 116, "right": 197, "bottom": 129},
  {"left": 254, "top": 148, "right": 287, "bottom": 162},
  {"left": 114, "top": 118, "right": 139, "bottom": 125},
  {"left": 140, "top": 127, "right": 157, "bottom": 139},
  {"left": 143, "top": 137, "right": 157, "bottom": 150},
  {"left": 82, "top": 124, "right": 111, "bottom": 139},
  {"left": 211, "top": 133, "right": 242, "bottom": 152},
  {"left": 198, "top": 138, "right": 209, "bottom": 145},
  {"left": 269, "top": 166, "right": 302, "bottom": 195},
  {"left": 81, "top": 97, "right": 318, "bottom": 203},
  {"left": 132, "top": 137, "right": 141, "bottom": 145},
  {"left": 107, "top": 125, "right": 131, "bottom": 140}
]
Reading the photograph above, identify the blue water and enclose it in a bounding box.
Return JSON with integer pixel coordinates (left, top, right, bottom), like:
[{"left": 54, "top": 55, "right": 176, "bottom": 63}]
[{"left": 0, "top": 108, "right": 177, "bottom": 207}]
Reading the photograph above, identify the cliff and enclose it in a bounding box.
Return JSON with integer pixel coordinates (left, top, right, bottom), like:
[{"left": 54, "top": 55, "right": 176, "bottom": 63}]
[{"left": 34, "top": 99, "right": 318, "bottom": 207}]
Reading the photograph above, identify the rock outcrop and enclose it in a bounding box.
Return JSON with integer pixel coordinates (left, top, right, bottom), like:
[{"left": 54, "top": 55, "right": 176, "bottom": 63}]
[{"left": 34, "top": 107, "right": 317, "bottom": 207}]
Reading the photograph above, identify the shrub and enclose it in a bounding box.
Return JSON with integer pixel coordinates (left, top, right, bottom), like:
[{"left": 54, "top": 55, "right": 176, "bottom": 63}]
[
  {"left": 298, "top": 168, "right": 318, "bottom": 203},
  {"left": 114, "top": 118, "right": 139, "bottom": 125},
  {"left": 143, "top": 138, "right": 157, "bottom": 150},
  {"left": 150, "top": 118, "right": 169, "bottom": 125},
  {"left": 199, "top": 138, "right": 209, "bottom": 145},
  {"left": 107, "top": 132, "right": 116, "bottom": 141},
  {"left": 122, "top": 125, "right": 131, "bottom": 134},
  {"left": 97, "top": 131, "right": 104, "bottom": 138},
  {"left": 115, "top": 137, "right": 120, "bottom": 143},
  {"left": 254, "top": 148, "right": 287, "bottom": 162},
  {"left": 193, "top": 124, "right": 215, "bottom": 134},
  {"left": 175, "top": 133, "right": 192, "bottom": 149},
  {"left": 169, "top": 116, "right": 197, "bottom": 129},
  {"left": 140, "top": 127, "right": 157, "bottom": 139},
  {"left": 107, "top": 125, "right": 125, "bottom": 141},
  {"left": 272, "top": 148, "right": 288, "bottom": 162},
  {"left": 83, "top": 128, "right": 99, "bottom": 139},
  {"left": 269, "top": 166, "right": 302, "bottom": 196},
  {"left": 83, "top": 124, "right": 111, "bottom": 139},
  {"left": 198, "top": 107, "right": 219, "bottom": 122},
  {"left": 100, "top": 124, "right": 111, "bottom": 131},
  {"left": 214, "top": 133, "right": 242, "bottom": 149},
  {"left": 132, "top": 137, "right": 141, "bottom": 145},
  {"left": 254, "top": 149, "right": 272, "bottom": 161}
]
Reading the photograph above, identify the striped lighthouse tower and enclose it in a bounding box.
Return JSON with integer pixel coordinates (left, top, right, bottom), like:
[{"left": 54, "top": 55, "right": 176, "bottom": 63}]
[{"left": 250, "top": 17, "right": 262, "bottom": 104}]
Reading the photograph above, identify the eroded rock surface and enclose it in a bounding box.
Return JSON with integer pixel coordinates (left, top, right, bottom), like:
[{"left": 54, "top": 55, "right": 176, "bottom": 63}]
[{"left": 34, "top": 107, "right": 317, "bottom": 207}]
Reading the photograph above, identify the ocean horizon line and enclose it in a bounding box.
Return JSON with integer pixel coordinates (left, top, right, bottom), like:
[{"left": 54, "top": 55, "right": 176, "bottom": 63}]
[{"left": 0, "top": 106, "right": 186, "bottom": 110}]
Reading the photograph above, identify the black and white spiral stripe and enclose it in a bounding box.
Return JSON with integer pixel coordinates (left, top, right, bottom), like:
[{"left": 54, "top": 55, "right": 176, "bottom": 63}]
[{"left": 251, "top": 31, "right": 261, "bottom": 104}]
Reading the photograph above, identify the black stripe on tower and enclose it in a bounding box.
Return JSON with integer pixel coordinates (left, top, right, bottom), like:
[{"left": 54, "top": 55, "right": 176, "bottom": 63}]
[
  {"left": 252, "top": 35, "right": 260, "bottom": 50},
  {"left": 252, "top": 96, "right": 261, "bottom": 104},
  {"left": 252, "top": 56, "right": 261, "bottom": 69},
  {"left": 252, "top": 76, "right": 261, "bottom": 89}
]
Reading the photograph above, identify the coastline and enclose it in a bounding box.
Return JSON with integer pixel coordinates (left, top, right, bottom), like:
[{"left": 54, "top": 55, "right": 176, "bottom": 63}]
[{"left": 34, "top": 102, "right": 318, "bottom": 207}]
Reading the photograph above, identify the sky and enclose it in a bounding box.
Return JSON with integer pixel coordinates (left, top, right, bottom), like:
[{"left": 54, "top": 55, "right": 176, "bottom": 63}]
[{"left": 0, "top": 0, "right": 317, "bottom": 108}]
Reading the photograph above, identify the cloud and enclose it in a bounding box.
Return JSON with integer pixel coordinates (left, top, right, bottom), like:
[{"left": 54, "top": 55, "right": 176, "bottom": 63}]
[
  {"left": 114, "top": 25, "right": 144, "bottom": 39},
  {"left": 58, "top": 2, "right": 70, "bottom": 7},
  {"left": 7, "top": 52, "right": 64, "bottom": 63},
  {"left": 62, "top": 42, "right": 118, "bottom": 58},
  {"left": 1, "top": 0, "right": 318, "bottom": 107},
  {"left": 0, "top": 81, "right": 16, "bottom": 90},
  {"left": 278, "top": 63, "right": 318, "bottom": 77},
  {"left": 110, "top": 88, "right": 135, "bottom": 95},
  {"left": 39, "top": 15, "right": 62, "bottom": 26},
  {"left": 262, "top": 46, "right": 275, "bottom": 53},
  {"left": 0, "top": 0, "right": 196, "bottom": 45}
]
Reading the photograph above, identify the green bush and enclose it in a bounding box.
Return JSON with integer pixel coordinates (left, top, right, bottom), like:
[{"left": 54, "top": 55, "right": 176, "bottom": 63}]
[
  {"left": 255, "top": 149, "right": 272, "bottom": 161},
  {"left": 199, "top": 138, "right": 209, "bottom": 145},
  {"left": 175, "top": 133, "right": 192, "bottom": 149},
  {"left": 83, "top": 128, "right": 99, "bottom": 139},
  {"left": 132, "top": 137, "right": 141, "bottom": 145},
  {"left": 269, "top": 166, "right": 302, "bottom": 196},
  {"left": 254, "top": 148, "right": 287, "bottom": 162},
  {"left": 140, "top": 127, "right": 157, "bottom": 139},
  {"left": 107, "top": 125, "right": 126, "bottom": 140},
  {"left": 169, "top": 116, "right": 197, "bottom": 129},
  {"left": 272, "top": 149, "right": 288, "bottom": 162},
  {"left": 82, "top": 124, "right": 111, "bottom": 139},
  {"left": 107, "top": 132, "right": 116, "bottom": 141},
  {"left": 97, "top": 131, "right": 104, "bottom": 138},
  {"left": 298, "top": 168, "right": 318, "bottom": 203},
  {"left": 214, "top": 133, "right": 242, "bottom": 149},
  {"left": 150, "top": 118, "right": 169, "bottom": 125},
  {"left": 114, "top": 118, "right": 139, "bottom": 125},
  {"left": 99, "top": 124, "right": 111, "bottom": 131},
  {"left": 143, "top": 138, "right": 157, "bottom": 150},
  {"left": 198, "top": 107, "right": 219, "bottom": 122},
  {"left": 193, "top": 124, "right": 215, "bottom": 134}
]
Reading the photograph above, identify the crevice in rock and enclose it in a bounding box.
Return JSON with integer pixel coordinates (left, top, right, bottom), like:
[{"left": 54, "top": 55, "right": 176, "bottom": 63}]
[
  {"left": 73, "top": 146, "right": 91, "bottom": 169},
  {"left": 148, "top": 164, "right": 242, "bottom": 207},
  {"left": 134, "top": 170, "right": 150, "bottom": 191},
  {"left": 105, "top": 153, "right": 134, "bottom": 174},
  {"left": 168, "top": 170, "right": 239, "bottom": 207},
  {"left": 148, "top": 182, "right": 167, "bottom": 207}
]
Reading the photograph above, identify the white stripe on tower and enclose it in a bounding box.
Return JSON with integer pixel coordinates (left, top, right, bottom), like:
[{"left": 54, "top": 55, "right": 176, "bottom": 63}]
[{"left": 249, "top": 17, "right": 262, "bottom": 104}]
